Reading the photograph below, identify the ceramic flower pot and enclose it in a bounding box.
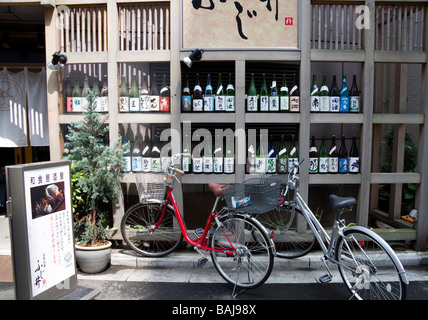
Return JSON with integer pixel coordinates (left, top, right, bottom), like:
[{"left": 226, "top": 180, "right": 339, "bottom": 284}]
[{"left": 75, "top": 240, "right": 112, "bottom": 273}]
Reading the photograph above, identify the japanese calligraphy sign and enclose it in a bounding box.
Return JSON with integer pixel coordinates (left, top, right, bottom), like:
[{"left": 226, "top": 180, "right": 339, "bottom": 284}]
[
  {"left": 182, "top": 0, "right": 299, "bottom": 49},
  {"left": 23, "top": 164, "right": 75, "bottom": 297},
  {"left": 7, "top": 161, "right": 77, "bottom": 299}
]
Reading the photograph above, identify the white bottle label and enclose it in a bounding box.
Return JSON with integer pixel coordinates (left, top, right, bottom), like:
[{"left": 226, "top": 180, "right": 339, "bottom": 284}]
[
  {"left": 226, "top": 96, "right": 235, "bottom": 112},
  {"left": 349, "top": 157, "right": 360, "bottom": 173},
  {"left": 280, "top": 96, "right": 289, "bottom": 111},
  {"left": 129, "top": 97, "right": 140, "bottom": 112},
  {"left": 224, "top": 158, "right": 234, "bottom": 173},
  {"left": 193, "top": 99, "right": 203, "bottom": 111},
  {"left": 269, "top": 96, "right": 279, "bottom": 111},
  {"left": 330, "top": 96, "right": 340, "bottom": 112},
  {"left": 119, "top": 96, "right": 129, "bottom": 112},
  {"left": 213, "top": 157, "right": 223, "bottom": 173},
  {"left": 247, "top": 96, "right": 258, "bottom": 112},
  {"left": 319, "top": 157, "right": 328, "bottom": 173},
  {"left": 260, "top": 96, "right": 269, "bottom": 111}
]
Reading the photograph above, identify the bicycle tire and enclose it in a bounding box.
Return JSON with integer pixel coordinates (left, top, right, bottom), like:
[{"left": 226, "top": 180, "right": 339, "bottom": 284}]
[
  {"left": 335, "top": 227, "right": 407, "bottom": 300},
  {"left": 121, "top": 201, "right": 183, "bottom": 257},
  {"left": 209, "top": 214, "right": 274, "bottom": 290},
  {"left": 257, "top": 205, "right": 317, "bottom": 258}
]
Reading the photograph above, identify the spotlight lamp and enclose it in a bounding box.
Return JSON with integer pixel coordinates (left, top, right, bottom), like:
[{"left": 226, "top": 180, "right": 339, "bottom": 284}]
[
  {"left": 183, "top": 48, "right": 204, "bottom": 68},
  {"left": 48, "top": 51, "right": 68, "bottom": 71}
]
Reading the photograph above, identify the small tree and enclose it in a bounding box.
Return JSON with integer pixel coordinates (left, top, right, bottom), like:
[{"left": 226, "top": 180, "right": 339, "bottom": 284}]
[{"left": 66, "top": 90, "right": 125, "bottom": 246}]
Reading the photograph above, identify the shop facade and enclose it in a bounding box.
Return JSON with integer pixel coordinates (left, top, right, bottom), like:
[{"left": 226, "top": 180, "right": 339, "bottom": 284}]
[{"left": 5, "top": 0, "right": 428, "bottom": 250}]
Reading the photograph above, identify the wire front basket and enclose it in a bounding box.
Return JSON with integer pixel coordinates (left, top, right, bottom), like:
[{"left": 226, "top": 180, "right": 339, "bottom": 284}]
[
  {"left": 222, "top": 176, "right": 282, "bottom": 214},
  {"left": 135, "top": 173, "right": 165, "bottom": 203}
]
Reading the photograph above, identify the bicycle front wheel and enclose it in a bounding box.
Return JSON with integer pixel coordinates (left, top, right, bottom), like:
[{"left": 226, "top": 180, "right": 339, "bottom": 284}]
[
  {"left": 209, "top": 214, "right": 274, "bottom": 290},
  {"left": 257, "top": 205, "right": 316, "bottom": 259},
  {"left": 335, "top": 227, "right": 407, "bottom": 300},
  {"left": 121, "top": 202, "right": 183, "bottom": 257}
]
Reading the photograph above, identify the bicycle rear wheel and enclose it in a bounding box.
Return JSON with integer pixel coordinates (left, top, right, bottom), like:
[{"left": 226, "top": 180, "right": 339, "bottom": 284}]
[
  {"left": 335, "top": 227, "right": 407, "bottom": 300},
  {"left": 209, "top": 214, "right": 274, "bottom": 290},
  {"left": 257, "top": 205, "right": 316, "bottom": 258},
  {"left": 121, "top": 202, "right": 183, "bottom": 257}
]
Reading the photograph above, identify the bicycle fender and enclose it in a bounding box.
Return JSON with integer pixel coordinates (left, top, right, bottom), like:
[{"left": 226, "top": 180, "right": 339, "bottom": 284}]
[
  {"left": 236, "top": 213, "right": 276, "bottom": 252},
  {"left": 343, "top": 226, "right": 409, "bottom": 285}
]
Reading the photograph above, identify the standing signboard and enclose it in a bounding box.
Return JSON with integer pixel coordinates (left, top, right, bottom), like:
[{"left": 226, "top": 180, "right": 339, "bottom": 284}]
[{"left": 6, "top": 161, "right": 77, "bottom": 300}]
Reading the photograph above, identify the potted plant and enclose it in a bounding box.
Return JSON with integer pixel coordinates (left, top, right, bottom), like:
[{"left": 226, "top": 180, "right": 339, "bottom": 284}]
[{"left": 65, "top": 89, "right": 125, "bottom": 273}]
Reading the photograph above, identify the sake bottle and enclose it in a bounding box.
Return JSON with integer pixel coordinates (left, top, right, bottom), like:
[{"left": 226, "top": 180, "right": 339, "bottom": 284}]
[
  {"left": 280, "top": 74, "right": 289, "bottom": 112},
  {"left": 225, "top": 73, "right": 235, "bottom": 112},
  {"left": 310, "top": 74, "right": 320, "bottom": 112},
  {"left": 340, "top": 75, "right": 349, "bottom": 113},
  {"left": 122, "top": 135, "right": 131, "bottom": 173},
  {"left": 215, "top": 73, "right": 225, "bottom": 112},
  {"left": 338, "top": 135, "right": 348, "bottom": 174},
  {"left": 256, "top": 133, "right": 267, "bottom": 173},
  {"left": 64, "top": 75, "right": 73, "bottom": 113},
  {"left": 182, "top": 132, "right": 192, "bottom": 173},
  {"left": 119, "top": 75, "right": 129, "bottom": 112},
  {"left": 100, "top": 75, "right": 108, "bottom": 112},
  {"left": 159, "top": 74, "right": 170, "bottom": 112},
  {"left": 349, "top": 135, "right": 360, "bottom": 174},
  {"left": 277, "top": 135, "right": 288, "bottom": 174},
  {"left": 92, "top": 75, "right": 101, "bottom": 111},
  {"left": 269, "top": 74, "right": 279, "bottom": 112},
  {"left": 193, "top": 74, "right": 203, "bottom": 112},
  {"left": 140, "top": 75, "right": 150, "bottom": 112},
  {"left": 288, "top": 135, "right": 298, "bottom": 172},
  {"left": 290, "top": 74, "right": 300, "bottom": 112},
  {"left": 328, "top": 135, "right": 338, "bottom": 174},
  {"left": 319, "top": 74, "right": 330, "bottom": 112},
  {"left": 202, "top": 135, "right": 213, "bottom": 174},
  {"left": 259, "top": 73, "right": 269, "bottom": 112},
  {"left": 129, "top": 75, "right": 140, "bottom": 112},
  {"left": 151, "top": 133, "right": 162, "bottom": 173},
  {"left": 72, "top": 75, "right": 82, "bottom": 112},
  {"left": 309, "top": 135, "right": 318, "bottom": 174},
  {"left": 181, "top": 74, "right": 192, "bottom": 112},
  {"left": 246, "top": 130, "right": 256, "bottom": 173},
  {"left": 330, "top": 75, "right": 340, "bottom": 112},
  {"left": 81, "top": 76, "right": 90, "bottom": 111},
  {"left": 204, "top": 73, "right": 214, "bottom": 112},
  {"left": 267, "top": 135, "right": 277, "bottom": 174},
  {"left": 224, "top": 134, "right": 235, "bottom": 174},
  {"left": 350, "top": 75, "right": 360, "bottom": 113},
  {"left": 142, "top": 127, "right": 152, "bottom": 173},
  {"left": 213, "top": 133, "right": 223, "bottom": 173},
  {"left": 318, "top": 136, "right": 328, "bottom": 174},
  {"left": 150, "top": 73, "right": 160, "bottom": 111},
  {"left": 247, "top": 73, "right": 258, "bottom": 112},
  {"left": 131, "top": 127, "right": 143, "bottom": 172}
]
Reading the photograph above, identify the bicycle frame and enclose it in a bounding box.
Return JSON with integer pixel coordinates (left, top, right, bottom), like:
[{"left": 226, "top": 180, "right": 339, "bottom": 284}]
[
  {"left": 152, "top": 172, "right": 235, "bottom": 256},
  {"left": 284, "top": 160, "right": 408, "bottom": 286}
]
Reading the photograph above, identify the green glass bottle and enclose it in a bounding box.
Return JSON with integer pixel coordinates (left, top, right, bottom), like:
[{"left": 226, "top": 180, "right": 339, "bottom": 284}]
[
  {"left": 310, "top": 74, "right": 319, "bottom": 112},
  {"left": 247, "top": 73, "right": 258, "bottom": 112},
  {"left": 277, "top": 135, "right": 288, "bottom": 174},
  {"left": 119, "top": 75, "right": 129, "bottom": 112},
  {"left": 260, "top": 73, "right": 269, "bottom": 112},
  {"left": 280, "top": 74, "right": 289, "bottom": 112},
  {"left": 267, "top": 135, "right": 277, "bottom": 173},
  {"left": 309, "top": 135, "right": 318, "bottom": 174},
  {"left": 288, "top": 135, "right": 298, "bottom": 172},
  {"left": 256, "top": 133, "right": 266, "bottom": 173},
  {"left": 129, "top": 75, "right": 140, "bottom": 112},
  {"left": 215, "top": 73, "right": 225, "bottom": 112},
  {"left": 269, "top": 74, "right": 279, "bottom": 112},
  {"left": 225, "top": 73, "right": 235, "bottom": 112},
  {"left": 224, "top": 134, "right": 234, "bottom": 174},
  {"left": 319, "top": 74, "right": 330, "bottom": 112},
  {"left": 319, "top": 136, "right": 328, "bottom": 174},
  {"left": 182, "top": 132, "right": 192, "bottom": 173},
  {"left": 213, "top": 133, "right": 223, "bottom": 173}
]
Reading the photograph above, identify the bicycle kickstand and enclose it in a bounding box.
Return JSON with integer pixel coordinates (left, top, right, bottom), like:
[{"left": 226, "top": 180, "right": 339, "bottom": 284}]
[{"left": 318, "top": 256, "right": 333, "bottom": 283}]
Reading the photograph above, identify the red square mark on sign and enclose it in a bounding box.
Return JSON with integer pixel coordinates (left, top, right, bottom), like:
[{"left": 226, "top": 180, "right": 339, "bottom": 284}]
[{"left": 285, "top": 17, "right": 293, "bottom": 26}]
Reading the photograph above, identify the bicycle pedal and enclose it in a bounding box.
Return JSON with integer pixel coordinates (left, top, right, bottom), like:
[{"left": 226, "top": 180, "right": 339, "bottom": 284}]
[
  {"left": 319, "top": 274, "right": 333, "bottom": 283},
  {"left": 197, "top": 257, "right": 208, "bottom": 267},
  {"left": 194, "top": 228, "right": 204, "bottom": 238}
]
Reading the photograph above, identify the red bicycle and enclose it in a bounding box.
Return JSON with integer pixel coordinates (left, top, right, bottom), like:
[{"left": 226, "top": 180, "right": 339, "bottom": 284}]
[{"left": 120, "top": 160, "right": 275, "bottom": 291}]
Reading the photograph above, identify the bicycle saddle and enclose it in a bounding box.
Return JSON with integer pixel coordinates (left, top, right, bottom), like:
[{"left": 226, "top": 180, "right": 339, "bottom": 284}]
[
  {"left": 329, "top": 194, "right": 356, "bottom": 212},
  {"left": 208, "top": 183, "right": 225, "bottom": 198}
]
